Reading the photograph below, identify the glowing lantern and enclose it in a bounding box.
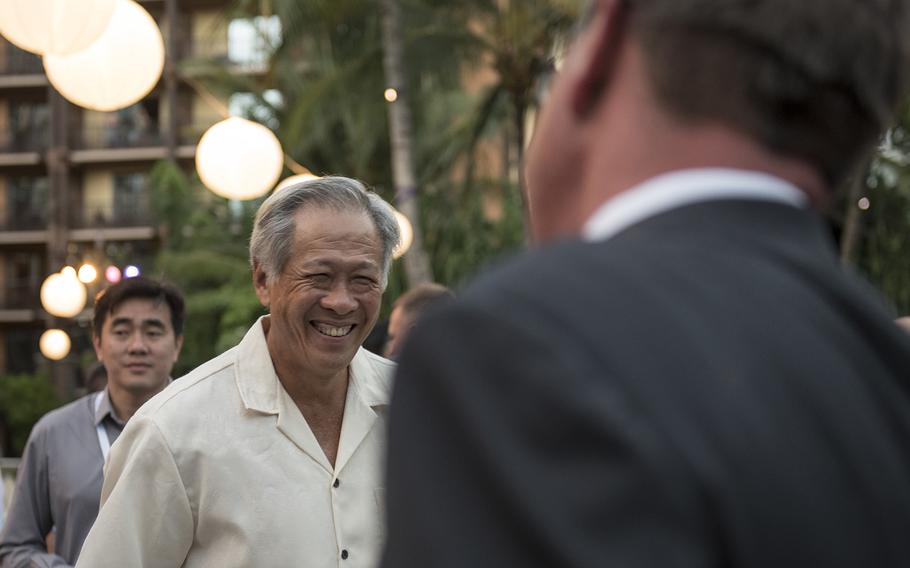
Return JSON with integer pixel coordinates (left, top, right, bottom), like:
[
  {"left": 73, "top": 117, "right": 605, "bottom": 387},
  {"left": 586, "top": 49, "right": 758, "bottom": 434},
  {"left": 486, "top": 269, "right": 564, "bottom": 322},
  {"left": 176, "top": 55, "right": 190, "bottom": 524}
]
[
  {"left": 43, "top": 0, "right": 164, "bottom": 111},
  {"left": 39, "top": 329, "right": 71, "bottom": 360},
  {"left": 124, "top": 265, "right": 140, "bottom": 278},
  {"left": 78, "top": 263, "right": 98, "bottom": 284},
  {"left": 40, "top": 267, "right": 88, "bottom": 317},
  {"left": 196, "top": 117, "right": 284, "bottom": 200},
  {"left": 0, "top": 0, "right": 115, "bottom": 56},
  {"left": 275, "top": 173, "right": 320, "bottom": 192},
  {"left": 393, "top": 210, "right": 413, "bottom": 259},
  {"left": 105, "top": 266, "right": 122, "bottom": 284}
]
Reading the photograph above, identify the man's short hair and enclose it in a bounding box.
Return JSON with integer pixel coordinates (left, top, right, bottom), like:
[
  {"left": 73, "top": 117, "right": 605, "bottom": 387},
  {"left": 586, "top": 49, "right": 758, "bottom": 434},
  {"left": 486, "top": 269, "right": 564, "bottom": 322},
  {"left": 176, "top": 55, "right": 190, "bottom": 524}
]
[
  {"left": 393, "top": 283, "right": 455, "bottom": 322},
  {"left": 249, "top": 176, "right": 400, "bottom": 287},
  {"left": 93, "top": 277, "right": 186, "bottom": 338},
  {"left": 620, "top": 0, "right": 910, "bottom": 185}
]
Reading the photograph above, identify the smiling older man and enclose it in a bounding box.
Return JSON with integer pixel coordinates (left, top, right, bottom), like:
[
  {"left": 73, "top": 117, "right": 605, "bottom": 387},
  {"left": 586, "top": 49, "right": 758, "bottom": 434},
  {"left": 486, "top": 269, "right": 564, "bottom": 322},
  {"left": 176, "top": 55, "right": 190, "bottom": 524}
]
[{"left": 77, "top": 177, "right": 399, "bottom": 568}]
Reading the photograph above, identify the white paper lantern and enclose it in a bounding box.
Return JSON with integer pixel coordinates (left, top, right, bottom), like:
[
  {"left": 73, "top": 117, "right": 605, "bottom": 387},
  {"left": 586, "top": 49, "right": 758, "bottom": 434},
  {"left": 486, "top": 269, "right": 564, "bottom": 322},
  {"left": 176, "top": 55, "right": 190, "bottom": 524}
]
[
  {"left": 77, "top": 262, "right": 98, "bottom": 284},
  {"left": 40, "top": 267, "right": 88, "bottom": 318},
  {"left": 196, "top": 117, "right": 285, "bottom": 200},
  {"left": 0, "top": 0, "right": 115, "bottom": 56},
  {"left": 393, "top": 210, "right": 413, "bottom": 259},
  {"left": 275, "top": 173, "right": 320, "bottom": 192},
  {"left": 39, "top": 329, "right": 71, "bottom": 360},
  {"left": 43, "top": 0, "right": 164, "bottom": 112}
]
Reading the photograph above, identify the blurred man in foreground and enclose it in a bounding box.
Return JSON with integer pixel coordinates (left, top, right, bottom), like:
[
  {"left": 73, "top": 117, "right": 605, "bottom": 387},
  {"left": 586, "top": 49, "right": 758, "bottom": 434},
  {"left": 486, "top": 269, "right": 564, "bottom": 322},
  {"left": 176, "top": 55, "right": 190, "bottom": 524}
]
[
  {"left": 384, "top": 283, "right": 454, "bottom": 360},
  {"left": 383, "top": 1, "right": 910, "bottom": 566},
  {"left": 78, "top": 177, "right": 398, "bottom": 567},
  {"left": 0, "top": 278, "right": 184, "bottom": 567}
]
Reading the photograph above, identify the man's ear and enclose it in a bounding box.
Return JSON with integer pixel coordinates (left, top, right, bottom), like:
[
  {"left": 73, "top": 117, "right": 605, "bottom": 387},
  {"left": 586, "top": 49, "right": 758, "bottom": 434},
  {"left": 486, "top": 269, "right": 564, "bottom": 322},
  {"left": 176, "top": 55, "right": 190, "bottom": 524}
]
[
  {"left": 252, "top": 262, "right": 271, "bottom": 308},
  {"left": 92, "top": 334, "right": 103, "bottom": 361},
  {"left": 570, "top": 0, "right": 628, "bottom": 118}
]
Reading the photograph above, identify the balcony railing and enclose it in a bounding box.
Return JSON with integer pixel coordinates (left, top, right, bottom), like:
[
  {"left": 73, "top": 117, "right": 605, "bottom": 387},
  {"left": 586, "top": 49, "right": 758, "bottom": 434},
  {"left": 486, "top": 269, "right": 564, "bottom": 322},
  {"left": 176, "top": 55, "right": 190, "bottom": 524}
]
[
  {"left": 0, "top": 49, "right": 43, "bottom": 75},
  {"left": 78, "top": 125, "right": 165, "bottom": 150},
  {"left": 0, "top": 282, "right": 41, "bottom": 309},
  {"left": 0, "top": 209, "right": 47, "bottom": 231},
  {"left": 0, "top": 129, "right": 49, "bottom": 153},
  {"left": 70, "top": 208, "right": 154, "bottom": 230}
]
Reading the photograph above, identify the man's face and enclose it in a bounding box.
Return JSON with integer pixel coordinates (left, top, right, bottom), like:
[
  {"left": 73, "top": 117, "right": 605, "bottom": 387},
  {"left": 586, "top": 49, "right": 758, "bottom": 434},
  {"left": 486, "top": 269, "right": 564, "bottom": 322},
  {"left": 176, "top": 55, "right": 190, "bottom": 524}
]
[
  {"left": 93, "top": 298, "right": 182, "bottom": 394},
  {"left": 383, "top": 305, "right": 411, "bottom": 360},
  {"left": 254, "top": 206, "right": 384, "bottom": 379}
]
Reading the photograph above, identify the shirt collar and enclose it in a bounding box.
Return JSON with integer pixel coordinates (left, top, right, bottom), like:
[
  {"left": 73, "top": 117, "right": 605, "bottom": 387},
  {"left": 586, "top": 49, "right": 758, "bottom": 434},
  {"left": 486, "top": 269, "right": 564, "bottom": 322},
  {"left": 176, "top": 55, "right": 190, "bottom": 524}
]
[
  {"left": 235, "top": 316, "right": 393, "bottom": 415},
  {"left": 93, "top": 379, "right": 173, "bottom": 426},
  {"left": 582, "top": 168, "right": 809, "bottom": 242},
  {"left": 93, "top": 388, "right": 125, "bottom": 427}
]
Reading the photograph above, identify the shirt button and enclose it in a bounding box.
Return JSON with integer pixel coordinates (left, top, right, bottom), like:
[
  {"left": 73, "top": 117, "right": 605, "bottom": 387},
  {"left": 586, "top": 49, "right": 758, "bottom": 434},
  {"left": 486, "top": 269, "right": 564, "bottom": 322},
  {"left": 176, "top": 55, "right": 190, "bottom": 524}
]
[
  {"left": 333, "top": 478, "right": 340, "bottom": 488},
  {"left": 341, "top": 549, "right": 349, "bottom": 560}
]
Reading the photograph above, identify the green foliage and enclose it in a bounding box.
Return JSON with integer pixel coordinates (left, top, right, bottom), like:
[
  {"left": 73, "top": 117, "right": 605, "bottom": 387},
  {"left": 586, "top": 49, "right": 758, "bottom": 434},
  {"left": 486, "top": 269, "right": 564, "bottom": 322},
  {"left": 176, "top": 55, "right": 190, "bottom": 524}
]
[
  {"left": 856, "top": 152, "right": 910, "bottom": 315},
  {"left": 186, "top": 0, "right": 578, "bottom": 314},
  {"left": 149, "top": 161, "right": 265, "bottom": 376},
  {"left": 0, "top": 373, "right": 59, "bottom": 456}
]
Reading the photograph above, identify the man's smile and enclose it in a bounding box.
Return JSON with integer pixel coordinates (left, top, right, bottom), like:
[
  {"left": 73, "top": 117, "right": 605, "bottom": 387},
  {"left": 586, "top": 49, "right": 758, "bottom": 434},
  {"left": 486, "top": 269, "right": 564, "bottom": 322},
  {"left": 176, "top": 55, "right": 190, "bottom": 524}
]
[{"left": 312, "top": 322, "right": 355, "bottom": 337}]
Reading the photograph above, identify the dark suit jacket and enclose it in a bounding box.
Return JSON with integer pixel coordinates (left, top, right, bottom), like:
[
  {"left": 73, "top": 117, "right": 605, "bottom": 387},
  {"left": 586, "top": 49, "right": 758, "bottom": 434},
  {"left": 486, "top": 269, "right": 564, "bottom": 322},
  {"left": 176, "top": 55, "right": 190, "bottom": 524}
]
[{"left": 382, "top": 199, "right": 910, "bottom": 567}]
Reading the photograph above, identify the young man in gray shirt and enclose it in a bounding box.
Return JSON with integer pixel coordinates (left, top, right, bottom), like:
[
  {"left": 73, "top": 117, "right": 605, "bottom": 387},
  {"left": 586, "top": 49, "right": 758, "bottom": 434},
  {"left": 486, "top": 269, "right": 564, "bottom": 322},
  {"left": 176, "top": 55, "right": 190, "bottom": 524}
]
[{"left": 0, "top": 277, "right": 184, "bottom": 567}]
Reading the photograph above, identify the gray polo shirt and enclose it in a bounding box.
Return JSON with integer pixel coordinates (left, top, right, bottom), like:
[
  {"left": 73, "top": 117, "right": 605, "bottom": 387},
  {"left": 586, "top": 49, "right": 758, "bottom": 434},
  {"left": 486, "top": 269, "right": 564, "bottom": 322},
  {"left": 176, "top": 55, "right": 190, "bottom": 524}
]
[{"left": 0, "top": 390, "right": 124, "bottom": 567}]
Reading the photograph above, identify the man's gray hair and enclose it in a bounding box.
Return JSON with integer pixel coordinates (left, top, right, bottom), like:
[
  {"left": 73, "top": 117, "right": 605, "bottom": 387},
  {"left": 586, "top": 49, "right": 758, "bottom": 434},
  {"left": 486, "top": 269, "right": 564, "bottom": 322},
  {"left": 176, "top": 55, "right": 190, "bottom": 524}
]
[{"left": 249, "top": 176, "right": 401, "bottom": 287}]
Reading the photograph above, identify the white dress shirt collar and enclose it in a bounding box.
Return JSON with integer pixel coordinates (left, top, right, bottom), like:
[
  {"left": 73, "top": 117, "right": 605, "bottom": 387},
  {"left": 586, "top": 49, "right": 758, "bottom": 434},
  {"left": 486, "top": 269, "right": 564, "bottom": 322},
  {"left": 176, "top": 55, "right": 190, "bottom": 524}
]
[{"left": 582, "top": 168, "right": 809, "bottom": 242}]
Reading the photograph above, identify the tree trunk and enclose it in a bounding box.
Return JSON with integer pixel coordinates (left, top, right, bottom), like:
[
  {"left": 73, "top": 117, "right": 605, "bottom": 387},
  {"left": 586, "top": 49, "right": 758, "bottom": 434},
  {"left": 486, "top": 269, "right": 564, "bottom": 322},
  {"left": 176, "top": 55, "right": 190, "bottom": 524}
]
[
  {"left": 513, "top": 99, "right": 531, "bottom": 242},
  {"left": 379, "top": 0, "right": 433, "bottom": 286}
]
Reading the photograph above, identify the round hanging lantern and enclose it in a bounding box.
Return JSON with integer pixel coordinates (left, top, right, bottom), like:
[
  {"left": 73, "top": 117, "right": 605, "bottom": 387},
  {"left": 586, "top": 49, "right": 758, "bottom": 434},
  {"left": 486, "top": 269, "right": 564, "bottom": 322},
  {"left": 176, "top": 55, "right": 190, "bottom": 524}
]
[
  {"left": 40, "top": 267, "right": 88, "bottom": 318},
  {"left": 39, "top": 329, "right": 71, "bottom": 361},
  {"left": 78, "top": 263, "right": 98, "bottom": 284},
  {"left": 196, "top": 117, "right": 284, "bottom": 200},
  {"left": 42, "top": 0, "right": 164, "bottom": 112},
  {"left": 393, "top": 210, "right": 413, "bottom": 259},
  {"left": 275, "top": 173, "right": 320, "bottom": 192},
  {"left": 0, "top": 0, "right": 115, "bottom": 56},
  {"left": 105, "top": 265, "right": 122, "bottom": 284}
]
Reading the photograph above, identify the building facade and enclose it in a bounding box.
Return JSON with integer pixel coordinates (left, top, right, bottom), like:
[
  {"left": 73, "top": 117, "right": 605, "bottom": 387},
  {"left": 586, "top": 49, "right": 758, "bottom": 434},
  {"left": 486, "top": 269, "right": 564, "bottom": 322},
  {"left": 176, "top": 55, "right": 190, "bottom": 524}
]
[{"left": 0, "top": 0, "right": 243, "bottom": 396}]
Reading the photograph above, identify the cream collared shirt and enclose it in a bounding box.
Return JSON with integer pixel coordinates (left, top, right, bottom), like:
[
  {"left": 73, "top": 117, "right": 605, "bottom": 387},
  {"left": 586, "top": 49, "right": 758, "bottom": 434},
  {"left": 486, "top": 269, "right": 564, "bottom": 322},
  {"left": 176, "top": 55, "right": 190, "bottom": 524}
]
[{"left": 76, "top": 316, "right": 395, "bottom": 568}]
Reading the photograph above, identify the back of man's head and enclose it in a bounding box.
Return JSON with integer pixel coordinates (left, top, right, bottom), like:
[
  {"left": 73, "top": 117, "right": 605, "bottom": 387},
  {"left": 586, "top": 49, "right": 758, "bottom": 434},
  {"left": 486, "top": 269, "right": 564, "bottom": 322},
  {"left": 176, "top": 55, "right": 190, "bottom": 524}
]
[
  {"left": 394, "top": 283, "right": 455, "bottom": 322},
  {"left": 624, "top": 0, "right": 910, "bottom": 185},
  {"left": 93, "top": 277, "right": 186, "bottom": 339},
  {"left": 385, "top": 283, "right": 454, "bottom": 359}
]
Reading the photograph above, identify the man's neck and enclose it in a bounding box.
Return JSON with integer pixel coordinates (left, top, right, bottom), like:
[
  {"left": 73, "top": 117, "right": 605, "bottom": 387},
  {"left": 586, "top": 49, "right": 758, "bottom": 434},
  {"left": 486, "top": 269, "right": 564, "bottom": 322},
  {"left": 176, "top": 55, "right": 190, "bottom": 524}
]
[
  {"left": 578, "top": 121, "right": 827, "bottom": 234},
  {"left": 275, "top": 362, "right": 350, "bottom": 468},
  {"left": 107, "top": 383, "right": 166, "bottom": 422}
]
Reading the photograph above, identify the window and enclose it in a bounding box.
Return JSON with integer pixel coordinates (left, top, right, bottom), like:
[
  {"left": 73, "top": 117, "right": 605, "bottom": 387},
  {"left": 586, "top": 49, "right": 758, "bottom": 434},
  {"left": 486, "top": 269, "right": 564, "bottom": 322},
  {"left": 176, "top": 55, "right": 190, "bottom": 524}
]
[
  {"left": 5, "top": 177, "right": 49, "bottom": 230},
  {"left": 113, "top": 173, "right": 150, "bottom": 226},
  {"left": 7, "top": 101, "right": 50, "bottom": 152}
]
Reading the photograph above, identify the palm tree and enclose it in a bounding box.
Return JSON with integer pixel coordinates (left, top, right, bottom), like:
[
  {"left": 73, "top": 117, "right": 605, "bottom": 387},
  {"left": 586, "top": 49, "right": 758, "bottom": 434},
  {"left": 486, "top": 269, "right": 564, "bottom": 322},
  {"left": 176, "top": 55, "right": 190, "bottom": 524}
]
[{"left": 380, "top": 0, "right": 433, "bottom": 285}]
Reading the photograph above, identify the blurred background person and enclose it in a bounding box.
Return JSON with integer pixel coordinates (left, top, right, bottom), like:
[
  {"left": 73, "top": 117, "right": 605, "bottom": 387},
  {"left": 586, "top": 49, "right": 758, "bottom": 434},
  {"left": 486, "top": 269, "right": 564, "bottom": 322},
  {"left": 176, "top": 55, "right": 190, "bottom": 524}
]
[
  {"left": 83, "top": 362, "right": 108, "bottom": 395},
  {"left": 384, "top": 283, "right": 454, "bottom": 360},
  {"left": 0, "top": 278, "right": 184, "bottom": 567}
]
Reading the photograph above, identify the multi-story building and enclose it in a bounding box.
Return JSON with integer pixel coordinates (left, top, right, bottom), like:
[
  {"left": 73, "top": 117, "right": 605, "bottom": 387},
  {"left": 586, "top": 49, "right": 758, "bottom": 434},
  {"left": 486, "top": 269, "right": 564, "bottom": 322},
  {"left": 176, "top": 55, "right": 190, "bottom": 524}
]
[{"left": 0, "top": 0, "right": 262, "bottom": 397}]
